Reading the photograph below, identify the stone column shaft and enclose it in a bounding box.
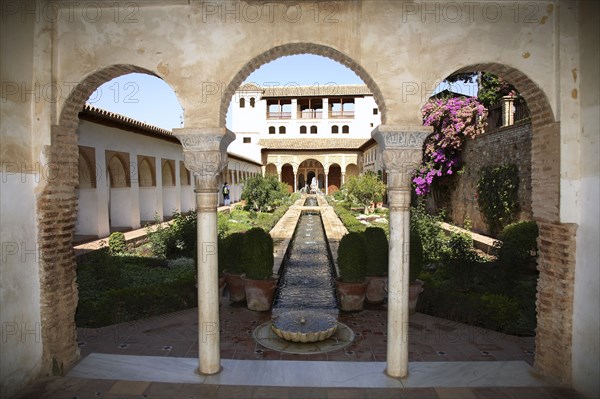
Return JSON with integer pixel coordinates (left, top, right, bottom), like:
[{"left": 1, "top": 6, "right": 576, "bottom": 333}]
[
  {"left": 173, "top": 127, "right": 235, "bottom": 375},
  {"left": 372, "top": 125, "right": 430, "bottom": 379}
]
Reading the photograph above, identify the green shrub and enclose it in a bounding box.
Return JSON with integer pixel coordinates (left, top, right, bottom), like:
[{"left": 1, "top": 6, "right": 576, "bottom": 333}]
[
  {"left": 242, "top": 175, "right": 290, "bottom": 212},
  {"left": 333, "top": 189, "right": 346, "bottom": 201},
  {"left": 496, "top": 220, "right": 539, "bottom": 273},
  {"left": 169, "top": 211, "right": 197, "bottom": 257},
  {"left": 337, "top": 232, "right": 367, "bottom": 283},
  {"left": 145, "top": 214, "right": 175, "bottom": 259},
  {"left": 441, "top": 231, "right": 481, "bottom": 264},
  {"left": 241, "top": 228, "right": 274, "bottom": 280},
  {"left": 108, "top": 232, "right": 126, "bottom": 255},
  {"left": 363, "top": 227, "right": 388, "bottom": 277},
  {"left": 410, "top": 230, "right": 424, "bottom": 282},
  {"left": 219, "top": 232, "right": 245, "bottom": 274},
  {"left": 75, "top": 254, "right": 196, "bottom": 327},
  {"left": 477, "top": 163, "right": 520, "bottom": 235},
  {"left": 479, "top": 293, "right": 520, "bottom": 331},
  {"left": 332, "top": 202, "right": 366, "bottom": 233},
  {"left": 410, "top": 201, "right": 448, "bottom": 263}
]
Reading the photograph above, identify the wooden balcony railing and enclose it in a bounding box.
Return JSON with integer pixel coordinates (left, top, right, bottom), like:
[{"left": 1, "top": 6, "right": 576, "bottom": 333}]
[{"left": 267, "top": 112, "right": 292, "bottom": 119}]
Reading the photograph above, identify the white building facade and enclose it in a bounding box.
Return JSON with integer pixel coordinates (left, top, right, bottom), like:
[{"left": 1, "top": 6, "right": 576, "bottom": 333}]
[
  {"left": 75, "top": 105, "right": 261, "bottom": 241},
  {"left": 228, "top": 84, "right": 383, "bottom": 193}
]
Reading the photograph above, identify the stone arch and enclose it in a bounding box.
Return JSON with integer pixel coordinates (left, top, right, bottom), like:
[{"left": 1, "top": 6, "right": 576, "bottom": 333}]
[
  {"left": 77, "top": 148, "right": 96, "bottom": 189},
  {"left": 346, "top": 163, "right": 359, "bottom": 177},
  {"left": 281, "top": 163, "right": 294, "bottom": 193},
  {"left": 107, "top": 153, "right": 130, "bottom": 188},
  {"left": 265, "top": 163, "right": 277, "bottom": 176},
  {"left": 328, "top": 163, "right": 342, "bottom": 193},
  {"left": 219, "top": 43, "right": 387, "bottom": 127},
  {"left": 161, "top": 159, "right": 175, "bottom": 187},
  {"left": 38, "top": 64, "right": 179, "bottom": 374},
  {"left": 138, "top": 157, "right": 156, "bottom": 187},
  {"left": 439, "top": 63, "right": 569, "bottom": 383}
]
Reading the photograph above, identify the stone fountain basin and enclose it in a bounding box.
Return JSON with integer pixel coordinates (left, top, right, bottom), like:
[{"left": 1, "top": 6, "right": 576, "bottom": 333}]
[{"left": 271, "top": 310, "right": 338, "bottom": 343}]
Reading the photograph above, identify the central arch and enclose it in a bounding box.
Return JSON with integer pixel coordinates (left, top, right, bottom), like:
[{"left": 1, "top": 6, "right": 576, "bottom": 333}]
[{"left": 219, "top": 43, "right": 387, "bottom": 128}]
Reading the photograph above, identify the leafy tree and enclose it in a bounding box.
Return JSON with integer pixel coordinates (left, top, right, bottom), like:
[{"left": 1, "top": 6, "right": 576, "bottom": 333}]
[
  {"left": 241, "top": 174, "right": 289, "bottom": 212},
  {"left": 344, "top": 171, "right": 386, "bottom": 214},
  {"left": 445, "top": 72, "right": 520, "bottom": 107},
  {"left": 476, "top": 163, "right": 520, "bottom": 236}
]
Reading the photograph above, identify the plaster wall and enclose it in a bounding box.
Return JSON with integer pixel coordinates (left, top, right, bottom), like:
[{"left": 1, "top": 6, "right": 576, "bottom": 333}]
[
  {"left": 0, "top": 175, "right": 43, "bottom": 398},
  {"left": 571, "top": 2, "right": 600, "bottom": 398}
]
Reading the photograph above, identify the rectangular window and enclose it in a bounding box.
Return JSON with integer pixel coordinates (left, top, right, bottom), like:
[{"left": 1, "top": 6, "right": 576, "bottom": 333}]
[
  {"left": 243, "top": 137, "right": 251, "bottom": 143},
  {"left": 373, "top": 108, "right": 378, "bottom": 115}
]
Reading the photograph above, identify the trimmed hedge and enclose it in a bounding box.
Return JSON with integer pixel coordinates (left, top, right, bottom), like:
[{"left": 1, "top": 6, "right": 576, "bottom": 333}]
[
  {"left": 76, "top": 251, "right": 196, "bottom": 328},
  {"left": 363, "top": 227, "right": 388, "bottom": 277},
  {"left": 337, "top": 232, "right": 367, "bottom": 283},
  {"left": 241, "top": 228, "right": 274, "bottom": 280}
]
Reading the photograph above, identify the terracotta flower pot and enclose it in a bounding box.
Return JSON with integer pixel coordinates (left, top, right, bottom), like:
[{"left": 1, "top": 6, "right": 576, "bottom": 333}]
[
  {"left": 242, "top": 276, "right": 278, "bottom": 311},
  {"left": 224, "top": 272, "right": 246, "bottom": 303},
  {"left": 365, "top": 276, "right": 388, "bottom": 304},
  {"left": 335, "top": 279, "right": 368, "bottom": 311},
  {"left": 408, "top": 279, "right": 424, "bottom": 315}
]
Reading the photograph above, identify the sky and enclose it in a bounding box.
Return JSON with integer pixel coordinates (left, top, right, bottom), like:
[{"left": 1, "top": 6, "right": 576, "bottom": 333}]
[{"left": 87, "top": 54, "right": 476, "bottom": 130}]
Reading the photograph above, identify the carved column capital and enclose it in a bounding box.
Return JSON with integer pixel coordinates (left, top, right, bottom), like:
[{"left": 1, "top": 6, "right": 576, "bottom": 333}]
[
  {"left": 372, "top": 125, "right": 431, "bottom": 189},
  {"left": 173, "top": 127, "right": 235, "bottom": 192}
]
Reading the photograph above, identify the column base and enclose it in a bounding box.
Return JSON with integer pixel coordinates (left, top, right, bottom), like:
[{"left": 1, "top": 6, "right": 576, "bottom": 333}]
[{"left": 196, "top": 365, "right": 223, "bottom": 376}]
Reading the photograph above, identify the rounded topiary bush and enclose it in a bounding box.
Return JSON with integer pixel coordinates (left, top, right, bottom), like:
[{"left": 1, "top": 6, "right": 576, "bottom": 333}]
[
  {"left": 410, "top": 229, "right": 424, "bottom": 282},
  {"left": 363, "top": 227, "right": 388, "bottom": 277},
  {"left": 241, "top": 228, "right": 274, "bottom": 280},
  {"left": 496, "top": 220, "right": 539, "bottom": 272},
  {"left": 219, "top": 232, "right": 245, "bottom": 275},
  {"left": 337, "top": 232, "right": 367, "bottom": 283}
]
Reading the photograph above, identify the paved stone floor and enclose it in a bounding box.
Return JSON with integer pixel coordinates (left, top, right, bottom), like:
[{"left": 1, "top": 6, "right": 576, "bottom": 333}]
[
  {"left": 75, "top": 302, "right": 536, "bottom": 364},
  {"left": 12, "top": 299, "right": 587, "bottom": 398}
]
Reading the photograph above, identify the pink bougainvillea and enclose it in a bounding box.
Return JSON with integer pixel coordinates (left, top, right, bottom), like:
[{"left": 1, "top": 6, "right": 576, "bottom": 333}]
[{"left": 413, "top": 96, "right": 487, "bottom": 196}]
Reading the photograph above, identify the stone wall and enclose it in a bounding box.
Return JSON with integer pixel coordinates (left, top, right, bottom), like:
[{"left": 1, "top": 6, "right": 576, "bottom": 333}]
[{"left": 438, "top": 122, "right": 533, "bottom": 236}]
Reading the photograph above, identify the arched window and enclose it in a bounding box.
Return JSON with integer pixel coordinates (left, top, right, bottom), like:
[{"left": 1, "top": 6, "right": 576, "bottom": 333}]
[
  {"left": 331, "top": 125, "right": 339, "bottom": 134},
  {"left": 279, "top": 126, "right": 286, "bottom": 134},
  {"left": 240, "top": 97, "right": 245, "bottom": 108},
  {"left": 250, "top": 97, "right": 255, "bottom": 107},
  {"left": 300, "top": 125, "right": 307, "bottom": 134},
  {"left": 310, "top": 125, "right": 317, "bottom": 134},
  {"left": 342, "top": 125, "right": 349, "bottom": 134},
  {"left": 269, "top": 126, "right": 276, "bottom": 134}
]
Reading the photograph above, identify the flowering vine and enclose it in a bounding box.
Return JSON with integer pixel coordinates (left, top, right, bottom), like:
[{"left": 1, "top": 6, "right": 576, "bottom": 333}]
[{"left": 413, "top": 96, "right": 487, "bottom": 196}]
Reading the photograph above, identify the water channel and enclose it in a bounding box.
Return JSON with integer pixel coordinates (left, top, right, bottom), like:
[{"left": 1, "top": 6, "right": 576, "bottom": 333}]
[{"left": 272, "top": 197, "right": 339, "bottom": 317}]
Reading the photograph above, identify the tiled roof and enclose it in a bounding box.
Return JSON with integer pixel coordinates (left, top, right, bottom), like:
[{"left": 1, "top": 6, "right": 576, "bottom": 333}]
[
  {"left": 237, "top": 84, "right": 372, "bottom": 98},
  {"left": 259, "top": 138, "right": 370, "bottom": 150},
  {"left": 238, "top": 82, "right": 263, "bottom": 92},
  {"left": 80, "top": 104, "right": 174, "bottom": 138},
  {"left": 263, "top": 84, "right": 372, "bottom": 98}
]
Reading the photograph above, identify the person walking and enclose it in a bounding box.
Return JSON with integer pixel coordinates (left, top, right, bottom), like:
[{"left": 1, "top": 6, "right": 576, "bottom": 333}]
[{"left": 222, "top": 182, "right": 231, "bottom": 206}]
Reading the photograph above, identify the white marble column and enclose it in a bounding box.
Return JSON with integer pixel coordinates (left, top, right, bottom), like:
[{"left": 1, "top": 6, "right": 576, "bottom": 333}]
[
  {"left": 372, "top": 125, "right": 429, "bottom": 378},
  {"left": 325, "top": 173, "right": 329, "bottom": 195},
  {"left": 173, "top": 126, "right": 235, "bottom": 375},
  {"left": 293, "top": 172, "right": 298, "bottom": 192}
]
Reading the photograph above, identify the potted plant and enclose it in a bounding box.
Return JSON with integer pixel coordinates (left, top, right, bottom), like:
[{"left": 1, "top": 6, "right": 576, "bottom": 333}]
[
  {"left": 221, "top": 232, "right": 246, "bottom": 303},
  {"left": 241, "top": 228, "right": 278, "bottom": 311},
  {"left": 409, "top": 229, "right": 424, "bottom": 314},
  {"left": 363, "top": 227, "right": 389, "bottom": 304},
  {"left": 335, "top": 232, "right": 368, "bottom": 311}
]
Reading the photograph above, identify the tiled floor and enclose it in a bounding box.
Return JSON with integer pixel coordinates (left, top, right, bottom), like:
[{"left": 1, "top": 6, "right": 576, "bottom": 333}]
[
  {"left": 76, "top": 300, "right": 536, "bottom": 365},
  {"left": 13, "top": 300, "right": 585, "bottom": 399}
]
